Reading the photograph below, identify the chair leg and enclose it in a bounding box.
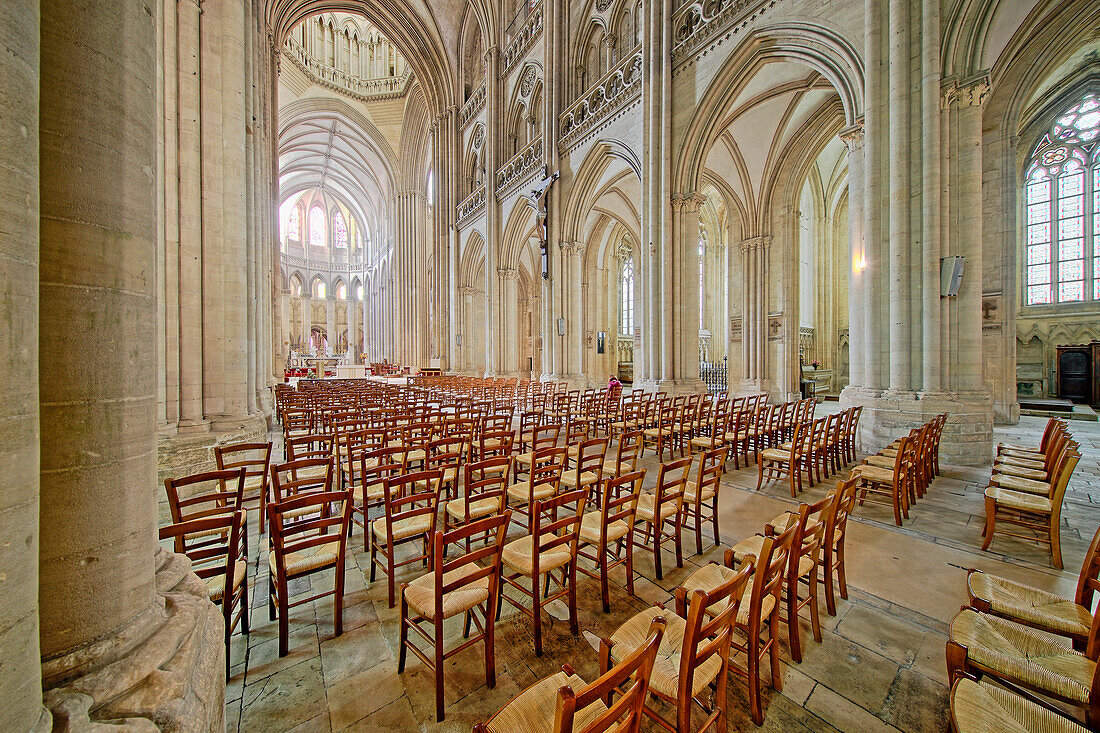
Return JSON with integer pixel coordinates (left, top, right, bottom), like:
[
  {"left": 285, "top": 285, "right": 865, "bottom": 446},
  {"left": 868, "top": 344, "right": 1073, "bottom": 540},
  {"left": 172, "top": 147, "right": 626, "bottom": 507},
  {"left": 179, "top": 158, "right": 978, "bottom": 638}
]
[
  {"left": 599, "top": 548, "right": 610, "bottom": 613},
  {"left": 711, "top": 496, "right": 720, "bottom": 548},
  {"left": 808, "top": 573, "right": 822, "bottom": 643},
  {"left": 568, "top": 564, "right": 579, "bottom": 636},
  {"left": 532, "top": 574, "right": 543, "bottom": 656},
  {"left": 672, "top": 517, "right": 683, "bottom": 570},
  {"left": 434, "top": 620, "right": 445, "bottom": 721},
  {"left": 277, "top": 595, "right": 289, "bottom": 658},
  {"left": 823, "top": 558, "right": 837, "bottom": 616},
  {"left": 485, "top": 601, "right": 497, "bottom": 689},
  {"left": 1051, "top": 514, "right": 1063, "bottom": 569},
  {"left": 756, "top": 459, "right": 765, "bottom": 490},
  {"left": 769, "top": 611, "right": 783, "bottom": 691},
  {"left": 787, "top": 582, "right": 803, "bottom": 664},
  {"left": 980, "top": 497, "right": 996, "bottom": 551},
  {"left": 334, "top": 562, "right": 345, "bottom": 638},
  {"left": 694, "top": 508, "right": 703, "bottom": 556},
  {"left": 747, "top": 629, "right": 763, "bottom": 726},
  {"left": 652, "top": 522, "right": 663, "bottom": 581},
  {"left": 397, "top": 598, "right": 409, "bottom": 673},
  {"left": 387, "top": 546, "right": 397, "bottom": 608},
  {"left": 624, "top": 539, "right": 635, "bottom": 599}
]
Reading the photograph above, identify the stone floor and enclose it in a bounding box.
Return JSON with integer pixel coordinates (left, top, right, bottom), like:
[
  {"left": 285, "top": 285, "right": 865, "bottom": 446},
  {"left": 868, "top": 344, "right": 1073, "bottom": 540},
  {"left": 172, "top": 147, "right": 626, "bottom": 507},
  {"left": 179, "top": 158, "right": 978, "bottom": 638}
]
[{"left": 216, "top": 411, "right": 1099, "bottom": 732}]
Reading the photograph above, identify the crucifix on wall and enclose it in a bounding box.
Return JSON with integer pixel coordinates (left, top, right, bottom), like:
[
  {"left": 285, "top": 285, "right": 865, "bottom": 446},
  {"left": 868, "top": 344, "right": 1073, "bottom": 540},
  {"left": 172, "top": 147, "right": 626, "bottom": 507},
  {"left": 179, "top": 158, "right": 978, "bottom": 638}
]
[{"left": 528, "top": 166, "right": 558, "bottom": 279}]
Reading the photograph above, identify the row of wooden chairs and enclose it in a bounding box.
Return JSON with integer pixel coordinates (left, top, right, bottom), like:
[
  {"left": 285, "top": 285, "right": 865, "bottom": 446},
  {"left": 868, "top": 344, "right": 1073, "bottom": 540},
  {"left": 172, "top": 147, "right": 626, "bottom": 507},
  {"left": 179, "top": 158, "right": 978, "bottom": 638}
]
[
  {"left": 947, "top": 521, "right": 1100, "bottom": 731},
  {"left": 848, "top": 413, "right": 946, "bottom": 526},
  {"left": 755, "top": 405, "right": 864, "bottom": 497},
  {"left": 982, "top": 417, "right": 1081, "bottom": 568}
]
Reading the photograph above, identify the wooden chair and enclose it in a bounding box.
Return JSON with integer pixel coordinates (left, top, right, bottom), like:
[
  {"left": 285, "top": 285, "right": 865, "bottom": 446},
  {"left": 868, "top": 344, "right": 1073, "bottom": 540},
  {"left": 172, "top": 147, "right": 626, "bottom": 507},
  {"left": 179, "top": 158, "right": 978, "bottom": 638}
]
[
  {"left": 723, "top": 408, "right": 754, "bottom": 470},
  {"left": 561, "top": 437, "right": 607, "bottom": 500},
  {"left": 443, "top": 457, "right": 511, "bottom": 552},
  {"left": 515, "top": 424, "right": 562, "bottom": 477},
  {"left": 949, "top": 675, "right": 1089, "bottom": 733},
  {"left": 642, "top": 403, "right": 680, "bottom": 461},
  {"left": 398, "top": 512, "right": 511, "bottom": 721},
  {"left": 499, "top": 489, "right": 588, "bottom": 656},
  {"left": 676, "top": 524, "right": 797, "bottom": 725},
  {"left": 475, "top": 617, "right": 667, "bottom": 733},
  {"left": 688, "top": 398, "right": 728, "bottom": 455},
  {"left": 214, "top": 441, "right": 272, "bottom": 533},
  {"left": 606, "top": 562, "right": 752, "bottom": 732},
  {"left": 163, "top": 468, "right": 247, "bottom": 555},
  {"left": 267, "top": 488, "right": 353, "bottom": 657},
  {"left": 425, "top": 436, "right": 467, "bottom": 500},
  {"left": 967, "top": 523, "right": 1100, "bottom": 655},
  {"left": 850, "top": 433, "right": 914, "bottom": 526},
  {"left": 577, "top": 470, "right": 645, "bottom": 613},
  {"left": 732, "top": 495, "right": 831, "bottom": 662},
  {"left": 633, "top": 456, "right": 692, "bottom": 580},
  {"left": 683, "top": 447, "right": 725, "bottom": 555},
  {"left": 947, "top": 607, "right": 1100, "bottom": 729},
  {"left": 370, "top": 469, "right": 442, "bottom": 608},
  {"left": 602, "top": 429, "right": 643, "bottom": 483},
  {"left": 478, "top": 429, "right": 515, "bottom": 461},
  {"left": 159, "top": 510, "right": 248, "bottom": 676},
  {"left": 507, "top": 446, "right": 566, "bottom": 533},
  {"left": 820, "top": 476, "right": 860, "bottom": 615},
  {"left": 982, "top": 448, "right": 1080, "bottom": 568},
  {"left": 350, "top": 444, "right": 407, "bottom": 547},
  {"left": 756, "top": 419, "right": 808, "bottom": 497}
]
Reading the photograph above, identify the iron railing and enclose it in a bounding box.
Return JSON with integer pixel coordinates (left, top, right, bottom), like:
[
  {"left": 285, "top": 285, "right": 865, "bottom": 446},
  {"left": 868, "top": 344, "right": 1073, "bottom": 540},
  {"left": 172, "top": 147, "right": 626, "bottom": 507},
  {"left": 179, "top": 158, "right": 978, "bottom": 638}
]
[{"left": 700, "top": 357, "right": 728, "bottom": 395}]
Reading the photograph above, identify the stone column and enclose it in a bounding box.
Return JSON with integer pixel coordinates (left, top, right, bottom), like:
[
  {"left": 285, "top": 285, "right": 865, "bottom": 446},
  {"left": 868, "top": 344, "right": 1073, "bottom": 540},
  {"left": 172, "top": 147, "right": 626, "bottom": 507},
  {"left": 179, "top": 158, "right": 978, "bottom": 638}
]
[
  {"left": 664, "top": 193, "right": 707, "bottom": 392},
  {"left": 0, "top": 1, "right": 50, "bottom": 729},
  {"left": 498, "top": 268, "right": 519, "bottom": 374},
  {"left": 564, "top": 242, "right": 585, "bottom": 381},
  {"left": 458, "top": 286, "right": 477, "bottom": 373},
  {"left": 887, "top": 0, "right": 912, "bottom": 393},
  {"left": 739, "top": 236, "right": 771, "bottom": 391},
  {"left": 38, "top": 0, "right": 222, "bottom": 727},
  {"left": 177, "top": 0, "right": 208, "bottom": 432},
  {"left": 920, "top": 0, "right": 942, "bottom": 393},
  {"left": 840, "top": 122, "right": 866, "bottom": 390}
]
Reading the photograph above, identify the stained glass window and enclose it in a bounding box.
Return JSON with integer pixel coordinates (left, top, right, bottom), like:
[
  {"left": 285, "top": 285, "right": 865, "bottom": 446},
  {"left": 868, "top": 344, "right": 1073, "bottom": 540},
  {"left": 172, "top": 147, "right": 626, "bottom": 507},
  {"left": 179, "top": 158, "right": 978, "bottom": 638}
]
[
  {"left": 619, "top": 255, "right": 634, "bottom": 336},
  {"left": 333, "top": 210, "right": 347, "bottom": 248},
  {"left": 1024, "top": 93, "right": 1100, "bottom": 304},
  {"left": 309, "top": 205, "right": 326, "bottom": 247}
]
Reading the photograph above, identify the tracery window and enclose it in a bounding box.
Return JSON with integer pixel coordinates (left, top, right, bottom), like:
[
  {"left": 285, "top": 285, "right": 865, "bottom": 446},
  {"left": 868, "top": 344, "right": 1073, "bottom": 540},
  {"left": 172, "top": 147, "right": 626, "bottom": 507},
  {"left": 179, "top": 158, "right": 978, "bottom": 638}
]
[
  {"left": 336, "top": 282, "right": 347, "bottom": 299},
  {"left": 287, "top": 207, "right": 300, "bottom": 241},
  {"left": 313, "top": 278, "right": 326, "bottom": 298},
  {"left": 619, "top": 253, "right": 634, "bottom": 336},
  {"left": 1024, "top": 92, "right": 1100, "bottom": 305},
  {"left": 309, "top": 205, "right": 326, "bottom": 247},
  {"left": 334, "top": 210, "right": 347, "bottom": 248}
]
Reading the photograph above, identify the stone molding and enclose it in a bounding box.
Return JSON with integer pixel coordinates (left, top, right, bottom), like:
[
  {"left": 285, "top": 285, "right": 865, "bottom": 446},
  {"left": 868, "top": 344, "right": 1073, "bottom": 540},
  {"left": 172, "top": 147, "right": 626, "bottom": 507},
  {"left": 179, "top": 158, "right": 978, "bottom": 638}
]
[
  {"left": 43, "top": 549, "right": 224, "bottom": 732},
  {"left": 559, "top": 50, "right": 642, "bottom": 152},
  {"left": 502, "top": 2, "right": 543, "bottom": 75},
  {"left": 560, "top": 241, "right": 586, "bottom": 256},
  {"left": 458, "top": 285, "right": 478, "bottom": 297},
  {"left": 497, "top": 267, "right": 519, "bottom": 281},
  {"left": 460, "top": 83, "right": 486, "bottom": 129}
]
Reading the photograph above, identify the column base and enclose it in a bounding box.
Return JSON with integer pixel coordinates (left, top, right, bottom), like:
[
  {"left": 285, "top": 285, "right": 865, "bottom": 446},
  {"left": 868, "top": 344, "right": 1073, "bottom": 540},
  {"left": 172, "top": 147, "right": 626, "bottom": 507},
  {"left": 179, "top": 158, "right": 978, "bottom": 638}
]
[
  {"left": 658, "top": 377, "right": 707, "bottom": 395},
  {"left": 840, "top": 386, "right": 993, "bottom": 466},
  {"left": 158, "top": 414, "right": 269, "bottom": 492},
  {"left": 43, "top": 549, "right": 224, "bottom": 732}
]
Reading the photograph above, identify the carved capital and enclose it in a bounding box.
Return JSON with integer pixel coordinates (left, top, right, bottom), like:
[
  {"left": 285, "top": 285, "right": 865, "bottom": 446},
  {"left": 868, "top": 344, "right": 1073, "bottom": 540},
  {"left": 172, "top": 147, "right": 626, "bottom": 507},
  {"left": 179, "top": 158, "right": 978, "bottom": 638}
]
[
  {"left": 458, "top": 285, "right": 478, "bottom": 297},
  {"left": 739, "top": 235, "right": 771, "bottom": 254},
  {"left": 497, "top": 267, "right": 519, "bottom": 281},
  {"left": 671, "top": 192, "right": 707, "bottom": 213},
  {"left": 560, "top": 241, "right": 585, "bottom": 256},
  {"left": 838, "top": 119, "right": 865, "bottom": 152},
  {"left": 941, "top": 73, "right": 990, "bottom": 109}
]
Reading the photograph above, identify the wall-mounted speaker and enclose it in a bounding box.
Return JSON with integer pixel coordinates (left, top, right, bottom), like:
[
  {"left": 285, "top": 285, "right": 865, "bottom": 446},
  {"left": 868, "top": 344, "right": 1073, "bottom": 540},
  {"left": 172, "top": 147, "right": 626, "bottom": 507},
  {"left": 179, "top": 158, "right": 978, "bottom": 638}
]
[{"left": 940, "top": 256, "right": 965, "bottom": 297}]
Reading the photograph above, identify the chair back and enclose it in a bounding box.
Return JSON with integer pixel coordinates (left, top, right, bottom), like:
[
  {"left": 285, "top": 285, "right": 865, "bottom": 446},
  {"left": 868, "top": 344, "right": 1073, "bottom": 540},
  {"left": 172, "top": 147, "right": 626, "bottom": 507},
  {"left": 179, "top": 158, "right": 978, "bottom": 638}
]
[
  {"left": 286, "top": 433, "right": 334, "bottom": 462},
  {"left": 267, "top": 489, "right": 352, "bottom": 579},
  {"left": 732, "top": 522, "right": 797, "bottom": 632},
  {"left": 555, "top": 618, "right": 667, "bottom": 733},
  {"left": 214, "top": 441, "right": 272, "bottom": 498},
  {"left": 691, "top": 448, "right": 726, "bottom": 508},
  {"left": 677, "top": 563, "right": 754, "bottom": 712},
  {"left": 612, "top": 430, "right": 644, "bottom": 474},
  {"left": 566, "top": 419, "right": 590, "bottom": 446},
  {"left": 463, "top": 457, "right": 512, "bottom": 515},
  {"left": 380, "top": 470, "right": 442, "bottom": 540},
  {"left": 574, "top": 437, "right": 609, "bottom": 481},
  {"left": 479, "top": 430, "right": 515, "bottom": 461},
  {"left": 654, "top": 456, "right": 692, "bottom": 511},
  {"left": 1048, "top": 449, "right": 1082, "bottom": 505},
  {"left": 430, "top": 511, "right": 512, "bottom": 618},
  {"left": 601, "top": 470, "right": 645, "bottom": 541},
  {"left": 530, "top": 424, "right": 562, "bottom": 453},
  {"left": 270, "top": 456, "right": 333, "bottom": 501},
  {"left": 530, "top": 489, "right": 588, "bottom": 563},
  {"left": 163, "top": 468, "right": 247, "bottom": 553},
  {"left": 791, "top": 493, "right": 834, "bottom": 578},
  {"left": 825, "top": 476, "right": 860, "bottom": 553},
  {"left": 158, "top": 510, "right": 247, "bottom": 612}
]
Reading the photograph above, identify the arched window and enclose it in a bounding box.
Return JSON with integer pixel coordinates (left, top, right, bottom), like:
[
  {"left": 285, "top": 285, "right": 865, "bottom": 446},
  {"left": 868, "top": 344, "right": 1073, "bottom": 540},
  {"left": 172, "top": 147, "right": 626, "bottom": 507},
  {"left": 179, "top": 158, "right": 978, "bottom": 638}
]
[
  {"left": 290, "top": 274, "right": 303, "bottom": 297},
  {"left": 619, "top": 253, "right": 634, "bottom": 336},
  {"left": 1024, "top": 92, "right": 1100, "bottom": 304},
  {"left": 286, "top": 206, "right": 300, "bottom": 241},
  {"left": 333, "top": 210, "right": 348, "bottom": 248},
  {"left": 356, "top": 283, "right": 364, "bottom": 300},
  {"left": 309, "top": 205, "right": 326, "bottom": 247},
  {"left": 312, "top": 278, "right": 326, "bottom": 299},
  {"left": 336, "top": 281, "right": 347, "bottom": 300}
]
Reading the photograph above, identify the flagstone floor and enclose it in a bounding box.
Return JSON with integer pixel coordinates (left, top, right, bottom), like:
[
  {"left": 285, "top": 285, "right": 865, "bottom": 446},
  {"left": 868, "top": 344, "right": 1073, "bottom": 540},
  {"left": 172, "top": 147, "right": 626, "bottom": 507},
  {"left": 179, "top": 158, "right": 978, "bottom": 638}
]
[{"left": 220, "top": 411, "right": 1100, "bottom": 732}]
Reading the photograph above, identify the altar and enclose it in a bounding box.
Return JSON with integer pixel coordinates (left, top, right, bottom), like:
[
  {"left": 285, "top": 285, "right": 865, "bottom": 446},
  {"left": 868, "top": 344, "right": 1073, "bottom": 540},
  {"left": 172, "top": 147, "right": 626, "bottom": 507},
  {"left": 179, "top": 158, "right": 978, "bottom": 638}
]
[{"left": 304, "top": 356, "right": 341, "bottom": 379}]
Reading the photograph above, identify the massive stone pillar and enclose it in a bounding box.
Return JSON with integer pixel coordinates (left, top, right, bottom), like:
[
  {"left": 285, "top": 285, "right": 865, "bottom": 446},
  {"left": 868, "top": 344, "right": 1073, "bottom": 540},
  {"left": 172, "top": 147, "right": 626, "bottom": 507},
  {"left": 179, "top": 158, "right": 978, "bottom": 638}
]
[
  {"left": 739, "top": 236, "right": 771, "bottom": 393},
  {"left": 0, "top": 2, "right": 50, "bottom": 729},
  {"left": 841, "top": 122, "right": 866, "bottom": 390},
  {"left": 499, "top": 268, "right": 520, "bottom": 374},
  {"left": 660, "top": 194, "right": 706, "bottom": 393},
  {"left": 38, "top": 0, "right": 223, "bottom": 727}
]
